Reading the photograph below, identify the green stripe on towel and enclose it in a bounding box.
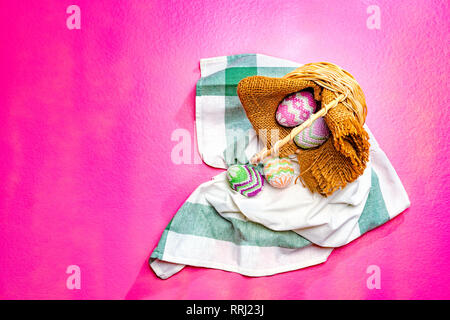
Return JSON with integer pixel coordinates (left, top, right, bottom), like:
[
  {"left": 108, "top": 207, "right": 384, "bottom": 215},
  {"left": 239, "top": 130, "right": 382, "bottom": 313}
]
[
  {"left": 358, "top": 169, "right": 390, "bottom": 234},
  {"left": 162, "top": 202, "right": 311, "bottom": 249},
  {"left": 151, "top": 168, "right": 391, "bottom": 260}
]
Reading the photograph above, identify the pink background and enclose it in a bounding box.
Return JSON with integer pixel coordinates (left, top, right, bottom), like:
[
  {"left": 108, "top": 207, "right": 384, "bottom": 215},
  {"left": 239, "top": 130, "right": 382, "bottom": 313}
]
[{"left": 0, "top": 0, "right": 449, "bottom": 300}]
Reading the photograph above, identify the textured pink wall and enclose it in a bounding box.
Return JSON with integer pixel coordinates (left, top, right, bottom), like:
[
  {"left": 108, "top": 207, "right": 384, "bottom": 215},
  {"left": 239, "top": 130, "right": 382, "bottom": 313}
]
[{"left": 0, "top": 0, "right": 448, "bottom": 299}]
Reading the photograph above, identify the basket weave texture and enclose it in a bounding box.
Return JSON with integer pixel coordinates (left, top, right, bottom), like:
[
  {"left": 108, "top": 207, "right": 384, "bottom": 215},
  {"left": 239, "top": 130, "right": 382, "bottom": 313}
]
[{"left": 237, "top": 62, "right": 370, "bottom": 196}]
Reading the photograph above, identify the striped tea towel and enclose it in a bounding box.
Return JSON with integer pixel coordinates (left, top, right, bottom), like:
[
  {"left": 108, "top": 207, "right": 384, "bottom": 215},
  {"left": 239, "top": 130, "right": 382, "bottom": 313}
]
[{"left": 149, "top": 54, "right": 410, "bottom": 279}]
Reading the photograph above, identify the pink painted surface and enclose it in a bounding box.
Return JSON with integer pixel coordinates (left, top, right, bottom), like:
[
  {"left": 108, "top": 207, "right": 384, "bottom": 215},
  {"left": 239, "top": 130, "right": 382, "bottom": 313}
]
[{"left": 0, "top": 0, "right": 448, "bottom": 300}]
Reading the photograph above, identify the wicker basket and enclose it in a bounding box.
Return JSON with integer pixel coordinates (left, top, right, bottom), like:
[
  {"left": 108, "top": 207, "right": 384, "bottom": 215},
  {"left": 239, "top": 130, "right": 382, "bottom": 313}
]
[{"left": 237, "top": 62, "right": 370, "bottom": 196}]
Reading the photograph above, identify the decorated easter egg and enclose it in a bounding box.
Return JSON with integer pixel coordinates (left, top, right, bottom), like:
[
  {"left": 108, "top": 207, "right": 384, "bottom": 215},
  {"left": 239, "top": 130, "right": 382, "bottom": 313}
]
[
  {"left": 294, "top": 117, "right": 330, "bottom": 149},
  {"left": 227, "top": 164, "right": 264, "bottom": 197},
  {"left": 263, "top": 157, "right": 295, "bottom": 189},
  {"left": 275, "top": 90, "right": 317, "bottom": 127}
]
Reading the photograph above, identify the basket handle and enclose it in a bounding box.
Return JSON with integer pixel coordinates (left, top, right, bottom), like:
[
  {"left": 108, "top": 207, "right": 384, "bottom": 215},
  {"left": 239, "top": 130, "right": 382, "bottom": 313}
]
[{"left": 249, "top": 94, "right": 345, "bottom": 165}]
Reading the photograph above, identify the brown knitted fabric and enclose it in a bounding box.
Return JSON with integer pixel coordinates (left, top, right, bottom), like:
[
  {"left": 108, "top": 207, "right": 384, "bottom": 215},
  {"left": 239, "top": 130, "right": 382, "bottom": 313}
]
[
  {"left": 237, "top": 76, "right": 323, "bottom": 157},
  {"left": 237, "top": 68, "right": 370, "bottom": 196}
]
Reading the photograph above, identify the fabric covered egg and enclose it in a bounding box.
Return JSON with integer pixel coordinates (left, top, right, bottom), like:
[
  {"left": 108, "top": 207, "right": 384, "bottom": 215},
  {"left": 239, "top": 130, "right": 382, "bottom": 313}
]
[
  {"left": 263, "top": 157, "right": 295, "bottom": 189},
  {"left": 294, "top": 117, "right": 330, "bottom": 149},
  {"left": 275, "top": 90, "right": 317, "bottom": 127},
  {"left": 227, "top": 164, "right": 264, "bottom": 197}
]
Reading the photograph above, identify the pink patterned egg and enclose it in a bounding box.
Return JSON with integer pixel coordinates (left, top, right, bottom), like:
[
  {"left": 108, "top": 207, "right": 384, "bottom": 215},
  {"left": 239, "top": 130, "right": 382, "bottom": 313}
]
[{"left": 275, "top": 91, "right": 317, "bottom": 127}]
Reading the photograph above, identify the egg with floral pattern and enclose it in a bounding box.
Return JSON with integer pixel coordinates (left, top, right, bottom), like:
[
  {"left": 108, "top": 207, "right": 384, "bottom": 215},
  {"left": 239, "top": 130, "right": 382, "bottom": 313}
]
[{"left": 263, "top": 157, "right": 295, "bottom": 189}]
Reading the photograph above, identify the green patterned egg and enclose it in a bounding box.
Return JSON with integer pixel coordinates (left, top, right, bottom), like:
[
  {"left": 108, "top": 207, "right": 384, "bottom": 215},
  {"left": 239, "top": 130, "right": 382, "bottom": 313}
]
[{"left": 226, "top": 164, "right": 264, "bottom": 197}]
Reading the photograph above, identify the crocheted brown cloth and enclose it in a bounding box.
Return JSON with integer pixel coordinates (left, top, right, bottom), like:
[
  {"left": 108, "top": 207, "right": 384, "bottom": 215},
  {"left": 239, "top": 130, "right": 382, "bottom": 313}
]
[{"left": 237, "top": 66, "right": 370, "bottom": 196}]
